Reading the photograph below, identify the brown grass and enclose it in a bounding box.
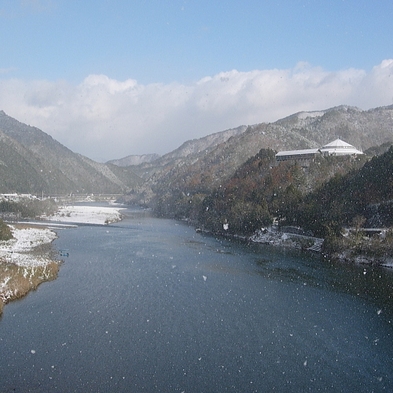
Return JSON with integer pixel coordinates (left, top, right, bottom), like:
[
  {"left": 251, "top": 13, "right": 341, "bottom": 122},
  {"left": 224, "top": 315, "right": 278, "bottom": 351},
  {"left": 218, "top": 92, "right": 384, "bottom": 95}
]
[
  {"left": 0, "top": 261, "right": 60, "bottom": 316},
  {"left": 13, "top": 223, "right": 48, "bottom": 230},
  {"left": 0, "top": 223, "right": 61, "bottom": 316}
]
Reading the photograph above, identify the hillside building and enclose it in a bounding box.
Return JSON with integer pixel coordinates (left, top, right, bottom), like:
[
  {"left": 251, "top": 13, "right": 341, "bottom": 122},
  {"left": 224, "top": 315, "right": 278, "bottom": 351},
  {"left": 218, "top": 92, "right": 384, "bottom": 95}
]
[
  {"left": 319, "top": 139, "right": 363, "bottom": 156},
  {"left": 276, "top": 138, "right": 363, "bottom": 162}
]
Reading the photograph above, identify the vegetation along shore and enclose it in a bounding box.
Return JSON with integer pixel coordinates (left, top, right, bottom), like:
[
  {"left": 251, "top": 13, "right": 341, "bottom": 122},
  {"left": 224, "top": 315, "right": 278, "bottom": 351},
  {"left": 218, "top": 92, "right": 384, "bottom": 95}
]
[
  {"left": 144, "top": 143, "right": 393, "bottom": 268},
  {"left": 0, "top": 222, "right": 60, "bottom": 316}
]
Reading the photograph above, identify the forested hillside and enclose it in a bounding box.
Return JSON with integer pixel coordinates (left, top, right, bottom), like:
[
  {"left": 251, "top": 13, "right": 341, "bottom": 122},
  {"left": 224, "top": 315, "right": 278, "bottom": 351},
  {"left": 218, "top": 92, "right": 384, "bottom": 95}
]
[
  {"left": 165, "top": 148, "right": 369, "bottom": 236},
  {"left": 0, "top": 111, "right": 142, "bottom": 194},
  {"left": 294, "top": 146, "right": 393, "bottom": 236},
  {"left": 155, "top": 142, "right": 393, "bottom": 262},
  {"left": 124, "top": 105, "right": 393, "bottom": 216}
]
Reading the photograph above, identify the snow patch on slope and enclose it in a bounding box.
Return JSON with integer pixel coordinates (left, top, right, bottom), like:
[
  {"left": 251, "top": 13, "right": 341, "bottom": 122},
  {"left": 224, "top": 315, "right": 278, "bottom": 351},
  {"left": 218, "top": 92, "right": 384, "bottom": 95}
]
[{"left": 297, "top": 111, "right": 325, "bottom": 120}]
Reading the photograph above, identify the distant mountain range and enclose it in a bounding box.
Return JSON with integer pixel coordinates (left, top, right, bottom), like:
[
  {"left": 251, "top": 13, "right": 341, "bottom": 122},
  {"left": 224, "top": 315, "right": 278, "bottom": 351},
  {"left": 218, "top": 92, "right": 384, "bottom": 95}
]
[
  {"left": 1, "top": 105, "right": 393, "bottom": 198},
  {"left": 106, "top": 154, "right": 160, "bottom": 167}
]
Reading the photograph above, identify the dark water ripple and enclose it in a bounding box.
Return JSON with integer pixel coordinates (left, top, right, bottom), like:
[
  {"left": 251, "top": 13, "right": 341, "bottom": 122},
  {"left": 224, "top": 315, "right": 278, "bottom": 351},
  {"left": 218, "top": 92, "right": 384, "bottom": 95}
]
[{"left": 0, "top": 208, "right": 392, "bottom": 392}]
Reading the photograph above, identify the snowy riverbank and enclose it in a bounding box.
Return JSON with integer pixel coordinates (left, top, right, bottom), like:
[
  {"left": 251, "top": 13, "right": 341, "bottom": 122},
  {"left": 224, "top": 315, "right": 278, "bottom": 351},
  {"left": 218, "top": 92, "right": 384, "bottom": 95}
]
[
  {"left": 0, "top": 204, "right": 125, "bottom": 315},
  {"left": 1, "top": 205, "right": 125, "bottom": 268},
  {"left": 0, "top": 225, "right": 58, "bottom": 268},
  {"left": 44, "top": 204, "right": 125, "bottom": 225},
  {"left": 0, "top": 224, "right": 60, "bottom": 313},
  {"left": 250, "top": 226, "right": 393, "bottom": 269},
  {"left": 250, "top": 226, "right": 324, "bottom": 252}
]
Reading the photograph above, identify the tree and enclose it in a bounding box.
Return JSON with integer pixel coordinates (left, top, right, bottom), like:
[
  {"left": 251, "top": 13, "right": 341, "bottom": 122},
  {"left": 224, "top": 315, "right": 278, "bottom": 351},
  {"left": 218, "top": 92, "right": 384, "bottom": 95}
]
[{"left": 0, "top": 219, "right": 13, "bottom": 241}]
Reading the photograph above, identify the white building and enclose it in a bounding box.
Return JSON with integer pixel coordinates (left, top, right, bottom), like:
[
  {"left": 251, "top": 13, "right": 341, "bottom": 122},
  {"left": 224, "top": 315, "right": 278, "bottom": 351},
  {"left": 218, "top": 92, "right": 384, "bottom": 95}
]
[
  {"left": 319, "top": 138, "right": 363, "bottom": 156},
  {"left": 275, "top": 148, "right": 319, "bottom": 162},
  {"left": 276, "top": 138, "right": 363, "bottom": 162}
]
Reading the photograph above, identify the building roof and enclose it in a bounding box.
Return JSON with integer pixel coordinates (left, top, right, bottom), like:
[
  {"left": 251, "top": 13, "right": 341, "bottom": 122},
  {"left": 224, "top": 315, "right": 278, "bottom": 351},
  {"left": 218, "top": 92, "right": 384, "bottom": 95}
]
[
  {"left": 275, "top": 148, "right": 319, "bottom": 157},
  {"left": 321, "top": 138, "right": 353, "bottom": 149},
  {"left": 275, "top": 138, "right": 363, "bottom": 160},
  {"left": 319, "top": 138, "right": 363, "bottom": 155}
]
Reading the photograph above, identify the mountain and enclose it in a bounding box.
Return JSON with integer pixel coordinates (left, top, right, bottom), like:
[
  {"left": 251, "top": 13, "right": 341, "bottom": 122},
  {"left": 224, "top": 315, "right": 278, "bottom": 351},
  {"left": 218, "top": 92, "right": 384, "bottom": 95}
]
[
  {"left": 156, "top": 125, "right": 248, "bottom": 163},
  {"left": 123, "top": 105, "right": 393, "bottom": 210},
  {"left": 129, "top": 125, "right": 248, "bottom": 178},
  {"left": 2, "top": 104, "right": 393, "bottom": 201},
  {"left": 119, "top": 125, "right": 249, "bottom": 204},
  {"left": 274, "top": 105, "right": 393, "bottom": 150},
  {"left": 106, "top": 154, "right": 160, "bottom": 167},
  {"left": 0, "top": 111, "right": 142, "bottom": 194}
]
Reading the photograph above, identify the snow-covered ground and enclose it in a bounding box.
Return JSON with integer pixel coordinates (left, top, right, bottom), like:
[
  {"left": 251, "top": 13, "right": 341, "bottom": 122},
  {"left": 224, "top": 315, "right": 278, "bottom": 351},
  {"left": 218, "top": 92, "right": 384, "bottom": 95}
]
[
  {"left": 0, "top": 205, "right": 125, "bottom": 269},
  {"left": 0, "top": 226, "right": 58, "bottom": 267},
  {"left": 44, "top": 205, "right": 125, "bottom": 225},
  {"left": 250, "top": 226, "right": 324, "bottom": 251},
  {"left": 0, "top": 225, "right": 60, "bottom": 309},
  {"left": 1, "top": 204, "right": 125, "bottom": 310}
]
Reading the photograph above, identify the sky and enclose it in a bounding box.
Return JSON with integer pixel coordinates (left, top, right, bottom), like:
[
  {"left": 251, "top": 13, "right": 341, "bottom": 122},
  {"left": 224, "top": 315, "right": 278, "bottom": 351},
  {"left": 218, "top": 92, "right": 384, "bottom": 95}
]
[{"left": 0, "top": 0, "right": 392, "bottom": 162}]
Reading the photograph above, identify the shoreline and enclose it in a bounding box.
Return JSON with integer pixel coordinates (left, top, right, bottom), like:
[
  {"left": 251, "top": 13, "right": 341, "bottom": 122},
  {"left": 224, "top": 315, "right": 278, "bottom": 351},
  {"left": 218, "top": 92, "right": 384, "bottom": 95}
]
[
  {"left": 42, "top": 204, "right": 125, "bottom": 225},
  {"left": 0, "top": 204, "right": 125, "bottom": 316},
  {"left": 198, "top": 222, "right": 393, "bottom": 269},
  {"left": 250, "top": 226, "right": 393, "bottom": 269},
  {"left": 0, "top": 224, "right": 60, "bottom": 315},
  {"left": 250, "top": 226, "right": 324, "bottom": 252}
]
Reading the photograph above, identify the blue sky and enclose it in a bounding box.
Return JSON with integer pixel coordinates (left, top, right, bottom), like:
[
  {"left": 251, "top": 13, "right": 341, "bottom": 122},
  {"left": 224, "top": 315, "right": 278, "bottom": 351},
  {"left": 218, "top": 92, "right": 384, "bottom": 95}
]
[{"left": 0, "top": 0, "right": 393, "bottom": 161}]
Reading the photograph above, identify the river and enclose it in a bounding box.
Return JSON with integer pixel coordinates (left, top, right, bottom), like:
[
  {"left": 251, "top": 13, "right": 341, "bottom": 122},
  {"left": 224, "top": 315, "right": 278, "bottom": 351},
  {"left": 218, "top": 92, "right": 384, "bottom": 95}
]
[{"left": 0, "top": 207, "right": 392, "bottom": 392}]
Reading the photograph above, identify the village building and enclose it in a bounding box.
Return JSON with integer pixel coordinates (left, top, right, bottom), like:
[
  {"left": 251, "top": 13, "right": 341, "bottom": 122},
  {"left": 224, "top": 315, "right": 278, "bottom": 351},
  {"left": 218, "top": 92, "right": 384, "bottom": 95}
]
[
  {"left": 318, "top": 138, "right": 364, "bottom": 156},
  {"left": 0, "top": 193, "right": 37, "bottom": 202},
  {"left": 275, "top": 148, "right": 319, "bottom": 162},
  {"left": 275, "top": 138, "right": 363, "bottom": 162}
]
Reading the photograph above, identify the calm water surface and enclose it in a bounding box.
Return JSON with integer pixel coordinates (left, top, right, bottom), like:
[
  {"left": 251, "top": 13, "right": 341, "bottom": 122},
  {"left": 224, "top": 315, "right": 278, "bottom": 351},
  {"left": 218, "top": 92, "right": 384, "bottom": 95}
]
[{"left": 0, "top": 207, "right": 392, "bottom": 392}]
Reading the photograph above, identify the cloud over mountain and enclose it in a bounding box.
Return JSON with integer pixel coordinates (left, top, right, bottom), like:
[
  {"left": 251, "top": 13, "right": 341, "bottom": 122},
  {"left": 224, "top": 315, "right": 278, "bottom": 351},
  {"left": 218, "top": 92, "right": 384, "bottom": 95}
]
[{"left": 0, "top": 60, "right": 392, "bottom": 161}]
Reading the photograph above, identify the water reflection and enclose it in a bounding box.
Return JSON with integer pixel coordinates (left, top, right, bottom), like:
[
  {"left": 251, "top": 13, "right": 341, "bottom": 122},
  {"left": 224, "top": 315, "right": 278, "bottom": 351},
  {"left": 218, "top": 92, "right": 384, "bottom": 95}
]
[
  {"left": 251, "top": 243, "right": 393, "bottom": 321},
  {"left": 186, "top": 233, "right": 393, "bottom": 319}
]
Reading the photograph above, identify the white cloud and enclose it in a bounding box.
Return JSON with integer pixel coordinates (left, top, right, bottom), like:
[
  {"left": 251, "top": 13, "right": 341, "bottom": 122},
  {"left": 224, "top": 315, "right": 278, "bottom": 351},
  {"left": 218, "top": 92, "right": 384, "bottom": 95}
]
[{"left": 0, "top": 60, "right": 392, "bottom": 161}]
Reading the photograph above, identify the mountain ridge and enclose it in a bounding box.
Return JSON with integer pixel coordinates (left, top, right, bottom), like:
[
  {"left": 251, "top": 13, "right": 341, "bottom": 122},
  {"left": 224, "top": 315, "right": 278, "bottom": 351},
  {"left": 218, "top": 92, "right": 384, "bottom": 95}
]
[
  {"left": 106, "top": 154, "right": 161, "bottom": 167},
  {"left": 0, "top": 110, "right": 142, "bottom": 194},
  {"left": 1, "top": 104, "right": 393, "bottom": 199},
  {"left": 122, "top": 104, "right": 393, "bottom": 208}
]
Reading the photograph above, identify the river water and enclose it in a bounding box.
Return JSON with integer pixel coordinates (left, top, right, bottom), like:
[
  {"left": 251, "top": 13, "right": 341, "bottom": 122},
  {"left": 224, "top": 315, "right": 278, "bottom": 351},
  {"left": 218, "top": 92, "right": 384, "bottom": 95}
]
[{"left": 0, "top": 207, "right": 392, "bottom": 392}]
